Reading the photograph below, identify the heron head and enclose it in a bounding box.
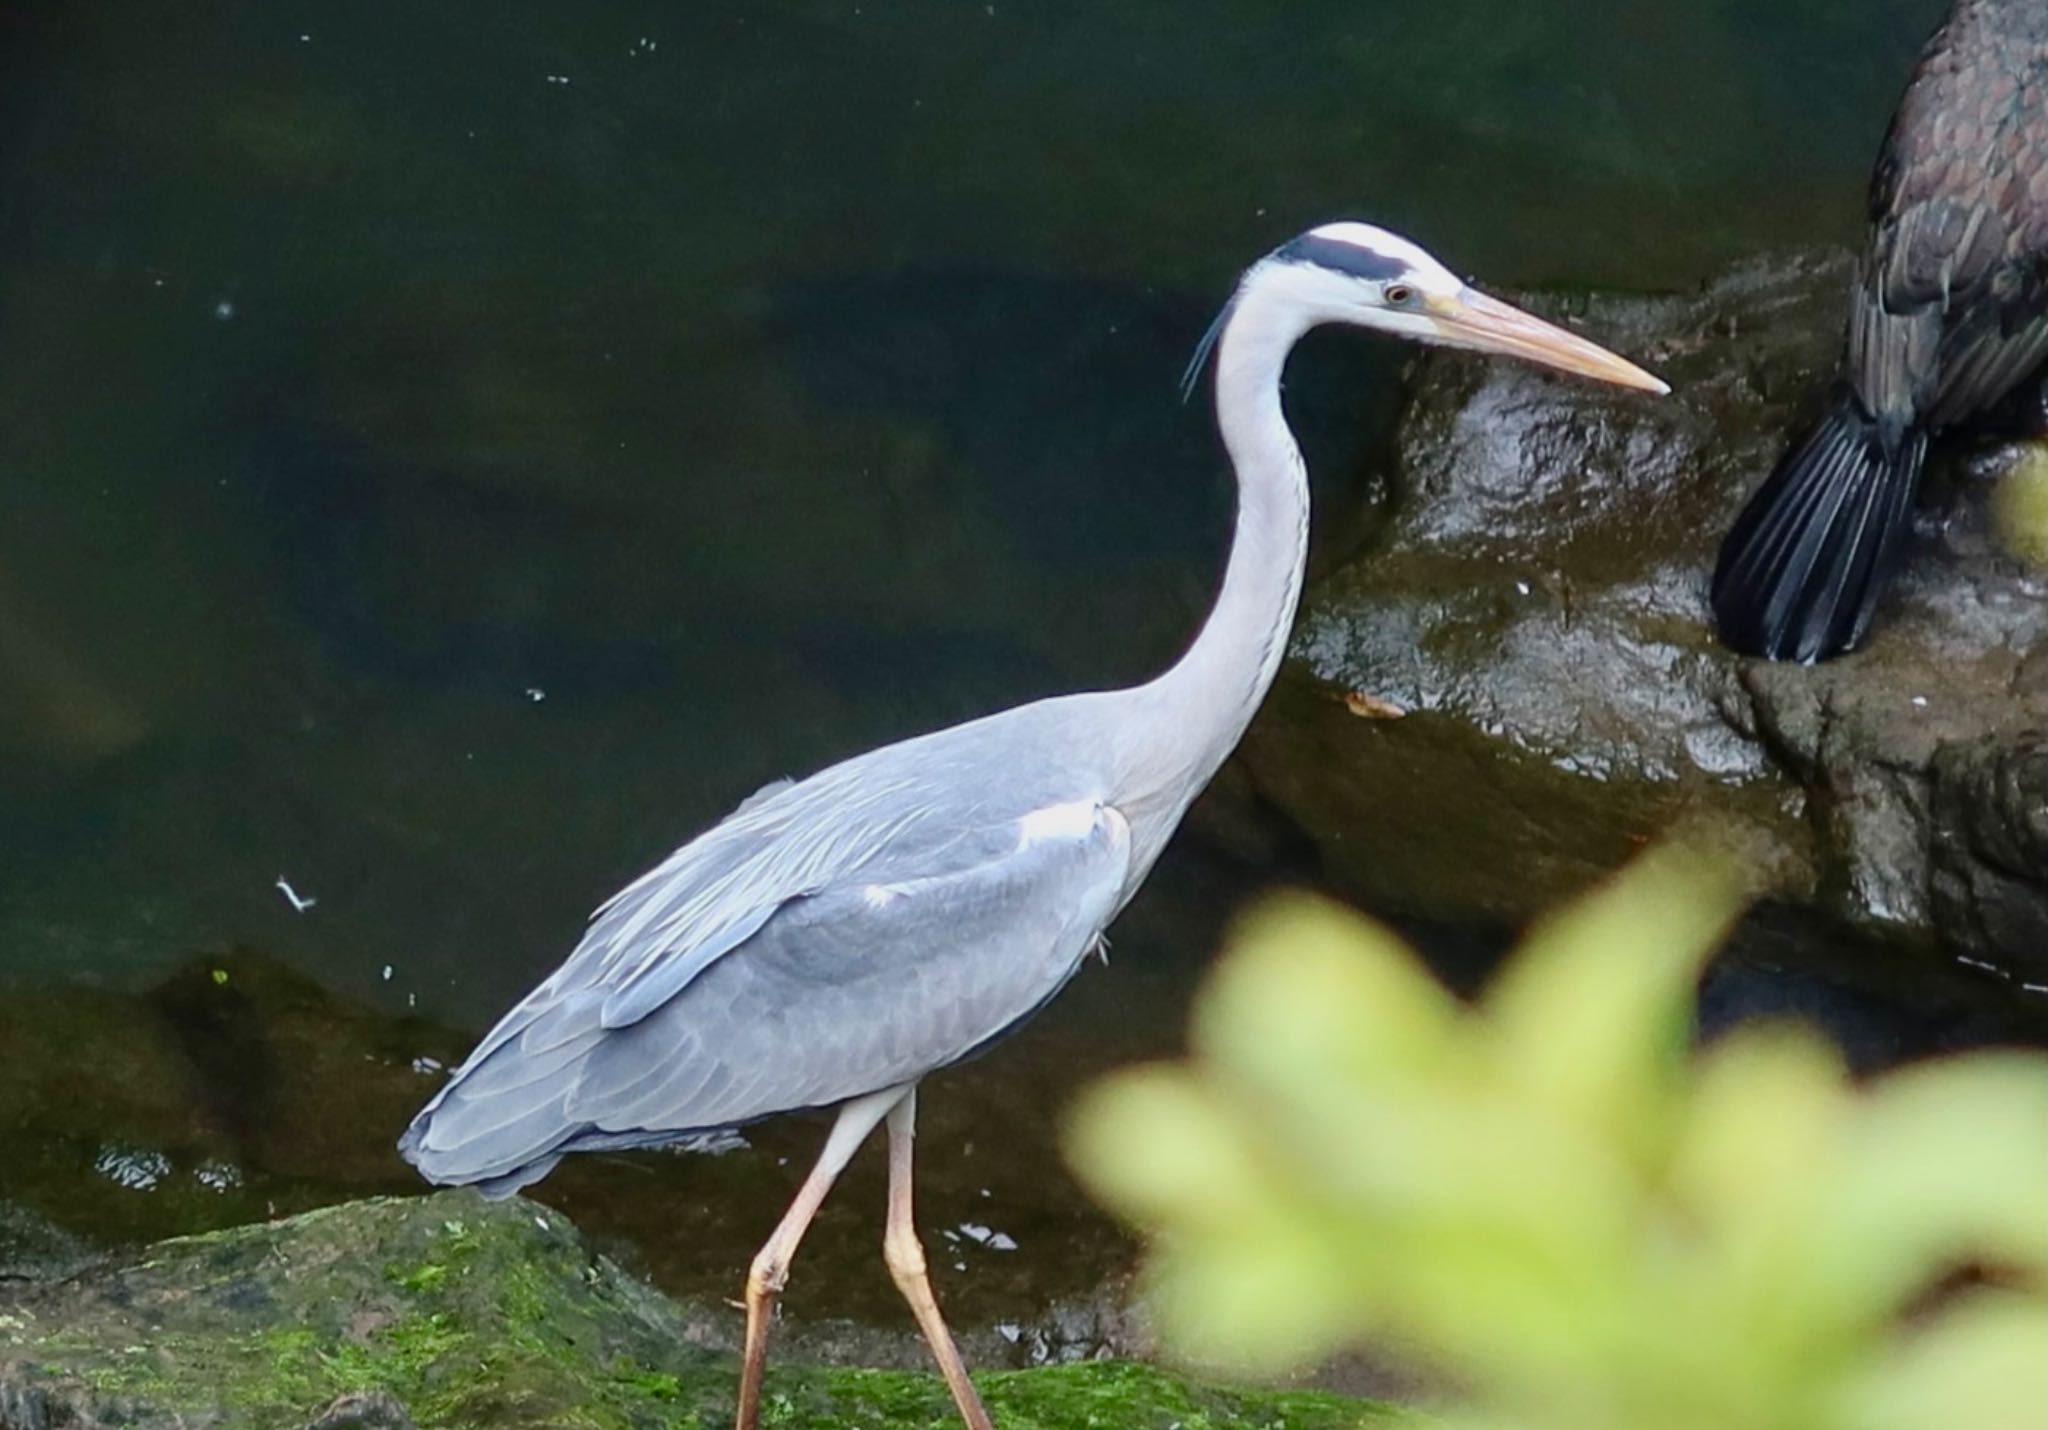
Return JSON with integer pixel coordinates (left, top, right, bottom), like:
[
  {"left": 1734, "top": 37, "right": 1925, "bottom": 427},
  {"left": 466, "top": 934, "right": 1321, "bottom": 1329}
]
[{"left": 1183, "top": 220, "right": 1668, "bottom": 397}]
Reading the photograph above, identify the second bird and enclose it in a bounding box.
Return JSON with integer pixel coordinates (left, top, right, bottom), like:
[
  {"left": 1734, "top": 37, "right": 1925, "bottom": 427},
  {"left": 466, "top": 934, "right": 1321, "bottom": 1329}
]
[{"left": 1712, "top": 0, "right": 2048, "bottom": 663}]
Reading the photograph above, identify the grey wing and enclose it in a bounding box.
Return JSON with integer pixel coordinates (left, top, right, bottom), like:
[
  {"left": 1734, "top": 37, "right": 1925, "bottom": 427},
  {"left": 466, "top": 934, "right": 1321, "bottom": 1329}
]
[
  {"left": 424, "top": 771, "right": 882, "bottom": 1083},
  {"left": 401, "top": 799, "right": 1132, "bottom": 1193}
]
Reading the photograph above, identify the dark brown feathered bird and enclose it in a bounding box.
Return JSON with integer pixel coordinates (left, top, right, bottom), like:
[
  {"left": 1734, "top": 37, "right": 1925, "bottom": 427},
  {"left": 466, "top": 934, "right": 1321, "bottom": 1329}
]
[{"left": 1713, "top": 0, "right": 2048, "bottom": 662}]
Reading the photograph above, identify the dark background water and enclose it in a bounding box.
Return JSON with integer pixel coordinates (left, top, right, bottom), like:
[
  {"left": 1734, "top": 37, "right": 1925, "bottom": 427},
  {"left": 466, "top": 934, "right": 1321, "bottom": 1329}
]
[{"left": 0, "top": 0, "right": 1955, "bottom": 1332}]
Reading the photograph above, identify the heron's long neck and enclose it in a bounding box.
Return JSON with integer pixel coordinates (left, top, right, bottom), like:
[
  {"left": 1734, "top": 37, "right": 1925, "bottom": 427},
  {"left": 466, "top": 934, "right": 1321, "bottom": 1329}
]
[{"left": 1125, "top": 285, "right": 1311, "bottom": 819}]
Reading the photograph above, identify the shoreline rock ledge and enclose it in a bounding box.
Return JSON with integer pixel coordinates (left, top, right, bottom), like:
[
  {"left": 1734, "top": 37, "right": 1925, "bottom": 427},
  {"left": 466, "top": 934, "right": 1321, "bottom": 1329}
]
[
  {"left": 1229, "top": 250, "right": 2048, "bottom": 1015},
  {"left": 0, "top": 1191, "right": 1388, "bottom": 1430}
]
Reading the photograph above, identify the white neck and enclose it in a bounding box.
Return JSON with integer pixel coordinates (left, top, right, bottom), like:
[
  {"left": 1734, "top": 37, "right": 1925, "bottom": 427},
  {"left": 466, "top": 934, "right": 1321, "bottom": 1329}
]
[{"left": 1118, "top": 270, "right": 1314, "bottom": 827}]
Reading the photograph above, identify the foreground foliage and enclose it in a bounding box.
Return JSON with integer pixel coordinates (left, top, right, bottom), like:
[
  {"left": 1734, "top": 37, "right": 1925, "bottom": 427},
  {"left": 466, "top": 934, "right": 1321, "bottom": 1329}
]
[{"left": 1068, "top": 843, "right": 2048, "bottom": 1430}]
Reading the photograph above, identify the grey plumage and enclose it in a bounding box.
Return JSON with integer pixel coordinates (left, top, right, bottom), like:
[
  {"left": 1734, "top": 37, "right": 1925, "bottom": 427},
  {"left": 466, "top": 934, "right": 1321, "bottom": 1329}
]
[
  {"left": 400, "top": 222, "right": 1664, "bottom": 1202},
  {"left": 397, "top": 220, "right": 1665, "bottom": 1430},
  {"left": 402, "top": 698, "right": 1134, "bottom": 1195}
]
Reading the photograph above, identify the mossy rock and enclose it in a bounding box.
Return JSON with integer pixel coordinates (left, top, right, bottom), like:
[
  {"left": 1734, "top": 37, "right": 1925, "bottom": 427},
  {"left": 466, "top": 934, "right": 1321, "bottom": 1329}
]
[{"left": 0, "top": 1191, "right": 1394, "bottom": 1430}]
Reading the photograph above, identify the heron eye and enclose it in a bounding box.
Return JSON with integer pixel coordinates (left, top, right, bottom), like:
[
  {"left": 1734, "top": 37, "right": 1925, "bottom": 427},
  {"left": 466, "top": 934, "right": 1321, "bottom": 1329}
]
[{"left": 1383, "top": 283, "right": 1417, "bottom": 307}]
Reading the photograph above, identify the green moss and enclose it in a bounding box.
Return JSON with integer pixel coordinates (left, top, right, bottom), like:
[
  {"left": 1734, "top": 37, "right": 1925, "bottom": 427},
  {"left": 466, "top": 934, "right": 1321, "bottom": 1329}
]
[
  {"left": 0, "top": 1192, "right": 1395, "bottom": 1430},
  {"left": 389, "top": 1260, "right": 448, "bottom": 1293},
  {"left": 611, "top": 1359, "right": 687, "bottom": 1402},
  {"left": 764, "top": 1361, "right": 1390, "bottom": 1430}
]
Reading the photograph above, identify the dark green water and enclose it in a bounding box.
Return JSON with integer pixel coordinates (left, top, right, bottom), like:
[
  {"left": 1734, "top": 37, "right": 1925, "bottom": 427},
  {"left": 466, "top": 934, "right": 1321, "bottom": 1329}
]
[{"left": 0, "top": 0, "right": 1956, "bottom": 1335}]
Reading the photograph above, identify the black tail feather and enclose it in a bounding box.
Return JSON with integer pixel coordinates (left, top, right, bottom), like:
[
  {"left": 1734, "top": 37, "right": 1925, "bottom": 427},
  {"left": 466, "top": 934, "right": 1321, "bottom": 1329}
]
[{"left": 1711, "top": 388, "right": 1926, "bottom": 662}]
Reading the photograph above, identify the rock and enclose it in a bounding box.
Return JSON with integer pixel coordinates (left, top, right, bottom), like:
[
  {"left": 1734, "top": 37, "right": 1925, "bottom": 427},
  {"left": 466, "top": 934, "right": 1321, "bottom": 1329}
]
[
  {"left": 141, "top": 953, "right": 471, "bottom": 1190},
  {"left": 0, "top": 953, "right": 474, "bottom": 1254},
  {"left": 1235, "top": 249, "right": 2048, "bottom": 1014},
  {"left": 0, "top": 1204, "right": 95, "bottom": 1286},
  {"left": 304, "top": 1391, "right": 417, "bottom": 1430},
  {"left": 0, "top": 1192, "right": 1390, "bottom": 1430},
  {"left": 0, "top": 983, "right": 252, "bottom": 1247},
  {"left": 0, "top": 1381, "right": 50, "bottom": 1430}
]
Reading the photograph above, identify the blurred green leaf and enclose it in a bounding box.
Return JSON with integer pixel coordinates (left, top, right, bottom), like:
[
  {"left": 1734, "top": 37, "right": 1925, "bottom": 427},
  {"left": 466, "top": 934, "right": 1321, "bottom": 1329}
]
[
  {"left": 1066, "top": 1066, "right": 1273, "bottom": 1231},
  {"left": 1991, "top": 443, "right": 2048, "bottom": 569},
  {"left": 1841, "top": 1292, "right": 2048, "bottom": 1430},
  {"left": 1067, "top": 839, "right": 2048, "bottom": 1430},
  {"left": 1194, "top": 892, "right": 1462, "bottom": 1092},
  {"left": 1799, "top": 1053, "right": 2048, "bottom": 1333},
  {"left": 1485, "top": 838, "right": 1745, "bottom": 1169}
]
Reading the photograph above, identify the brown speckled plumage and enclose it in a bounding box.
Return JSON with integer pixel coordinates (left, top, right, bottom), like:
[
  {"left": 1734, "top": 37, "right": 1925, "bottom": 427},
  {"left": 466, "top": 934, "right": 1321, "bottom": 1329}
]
[
  {"left": 1857, "top": 0, "right": 2048, "bottom": 426},
  {"left": 1714, "top": 0, "right": 2048, "bottom": 662}
]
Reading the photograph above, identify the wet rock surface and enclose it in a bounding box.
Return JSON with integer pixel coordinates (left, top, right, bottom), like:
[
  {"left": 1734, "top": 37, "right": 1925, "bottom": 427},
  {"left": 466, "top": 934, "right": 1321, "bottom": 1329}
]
[
  {"left": 0, "top": 1192, "right": 1387, "bottom": 1430},
  {"left": 1232, "top": 250, "right": 2048, "bottom": 1021}
]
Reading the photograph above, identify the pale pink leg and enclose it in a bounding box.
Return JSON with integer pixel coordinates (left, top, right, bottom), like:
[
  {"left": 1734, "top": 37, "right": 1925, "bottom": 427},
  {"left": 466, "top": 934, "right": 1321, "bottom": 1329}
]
[
  {"left": 735, "top": 1086, "right": 906, "bottom": 1430},
  {"left": 882, "top": 1090, "right": 995, "bottom": 1430}
]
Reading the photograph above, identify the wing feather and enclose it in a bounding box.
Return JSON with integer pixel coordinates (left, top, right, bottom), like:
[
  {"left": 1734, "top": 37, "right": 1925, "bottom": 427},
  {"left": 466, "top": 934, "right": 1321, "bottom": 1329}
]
[
  {"left": 598, "top": 899, "right": 784, "bottom": 1030},
  {"left": 401, "top": 750, "right": 1133, "bottom": 1193}
]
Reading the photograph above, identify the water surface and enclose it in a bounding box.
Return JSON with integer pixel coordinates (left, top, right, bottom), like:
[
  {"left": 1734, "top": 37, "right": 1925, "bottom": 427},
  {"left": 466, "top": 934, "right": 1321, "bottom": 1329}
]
[{"left": 0, "top": 0, "right": 1961, "bottom": 1333}]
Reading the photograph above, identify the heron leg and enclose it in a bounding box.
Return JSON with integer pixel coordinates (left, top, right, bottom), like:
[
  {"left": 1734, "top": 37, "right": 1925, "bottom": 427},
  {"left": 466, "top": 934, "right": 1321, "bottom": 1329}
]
[
  {"left": 736, "top": 1085, "right": 907, "bottom": 1430},
  {"left": 882, "top": 1090, "right": 995, "bottom": 1430}
]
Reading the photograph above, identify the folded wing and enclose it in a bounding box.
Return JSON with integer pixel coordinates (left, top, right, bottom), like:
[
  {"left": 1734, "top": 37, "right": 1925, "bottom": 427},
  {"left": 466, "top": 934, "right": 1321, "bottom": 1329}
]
[{"left": 399, "top": 788, "right": 1130, "bottom": 1196}]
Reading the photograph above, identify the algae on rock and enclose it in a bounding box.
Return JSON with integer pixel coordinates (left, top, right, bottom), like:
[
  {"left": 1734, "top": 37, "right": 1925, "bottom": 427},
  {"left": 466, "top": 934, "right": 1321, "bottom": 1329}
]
[{"left": 0, "top": 1191, "right": 1392, "bottom": 1430}]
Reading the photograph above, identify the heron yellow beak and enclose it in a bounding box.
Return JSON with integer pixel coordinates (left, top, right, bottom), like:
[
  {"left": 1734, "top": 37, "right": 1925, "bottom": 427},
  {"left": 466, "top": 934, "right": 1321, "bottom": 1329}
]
[{"left": 1429, "top": 288, "right": 1669, "bottom": 394}]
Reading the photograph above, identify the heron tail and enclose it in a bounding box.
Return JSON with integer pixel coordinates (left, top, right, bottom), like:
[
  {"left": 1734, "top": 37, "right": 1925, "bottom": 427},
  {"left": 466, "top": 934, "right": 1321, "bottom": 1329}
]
[
  {"left": 398, "top": 1091, "right": 570, "bottom": 1200},
  {"left": 1710, "top": 387, "right": 1926, "bottom": 662},
  {"left": 395, "top": 991, "right": 608, "bottom": 1198}
]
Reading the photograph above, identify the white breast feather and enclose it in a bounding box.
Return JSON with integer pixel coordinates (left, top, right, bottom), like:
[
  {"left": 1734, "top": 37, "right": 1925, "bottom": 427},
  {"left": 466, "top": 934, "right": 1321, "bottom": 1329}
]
[{"left": 1016, "top": 799, "right": 1102, "bottom": 850}]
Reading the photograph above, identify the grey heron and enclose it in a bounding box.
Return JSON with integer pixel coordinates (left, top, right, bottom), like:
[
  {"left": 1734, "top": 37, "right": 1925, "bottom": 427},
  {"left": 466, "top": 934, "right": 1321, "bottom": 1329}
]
[{"left": 399, "top": 222, "right": 1666, "bottom": 1430}]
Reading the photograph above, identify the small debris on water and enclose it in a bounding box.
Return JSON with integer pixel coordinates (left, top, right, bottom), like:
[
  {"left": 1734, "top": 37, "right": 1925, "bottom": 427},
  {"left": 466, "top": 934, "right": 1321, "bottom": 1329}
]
[
  {"left": 411, "top": 1056, "right": 445, "bottom": 1076},
  {"left": 195, "top": 1160, "right": 244, "bottom": 1193},
  {"left": 94, "top": 1146, "right": 172, "bottom": 1192},
  {"left": 276, "top": 877, "right": 318, "bottom": 912},
  {"left": 525, "top": 687, "right": 547, "bottom": 702},
  {"left": 1955, "top": 955, "right": 2011, "bottom": 980},
  {"left": 1343, "top": 690, "right": 1408, "bottom": 720}
]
